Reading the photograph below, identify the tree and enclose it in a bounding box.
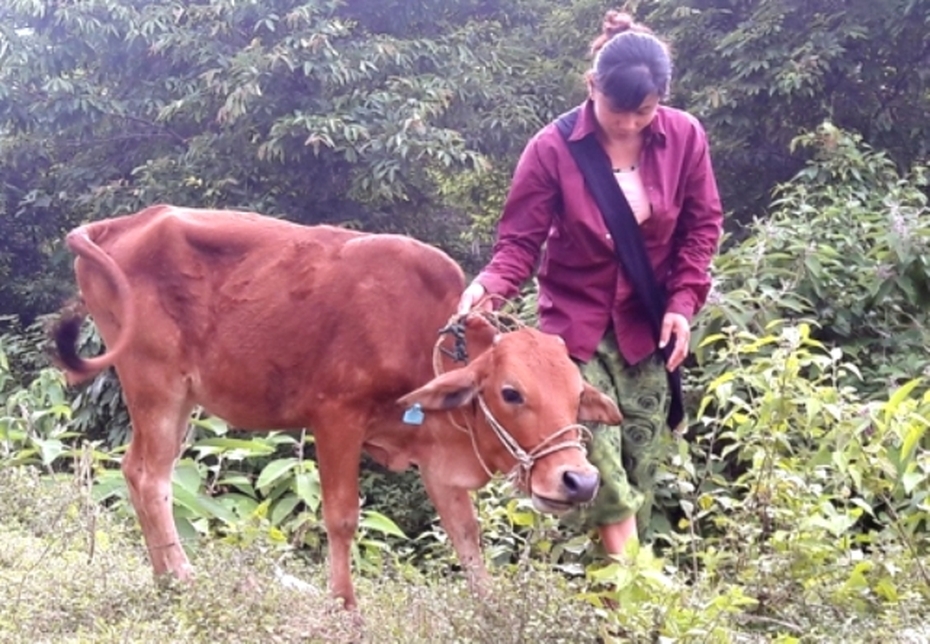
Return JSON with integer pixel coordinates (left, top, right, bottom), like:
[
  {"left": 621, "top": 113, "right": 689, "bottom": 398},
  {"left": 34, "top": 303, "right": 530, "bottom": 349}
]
[
  {"left": 641, "top": 0, "right": 930, "bottom": 221},
  {"left": 0, "top": 0, "right": 543, "bottom": 321},
  {"left": 3, "top": 0, "right": 928, "bottom": 322}
]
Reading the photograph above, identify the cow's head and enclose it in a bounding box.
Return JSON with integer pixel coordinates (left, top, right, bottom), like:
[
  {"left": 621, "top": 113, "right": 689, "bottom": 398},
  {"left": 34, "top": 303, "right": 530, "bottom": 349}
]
[{"left": 398, "top": 314, "right": 622, "bottom": 513}]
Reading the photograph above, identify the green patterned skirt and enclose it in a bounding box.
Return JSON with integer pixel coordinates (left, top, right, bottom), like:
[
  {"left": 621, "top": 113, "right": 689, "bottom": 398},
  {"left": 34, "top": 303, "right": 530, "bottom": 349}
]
[{"left": 562, "top": 331, "right": 670, "bottom": 534}]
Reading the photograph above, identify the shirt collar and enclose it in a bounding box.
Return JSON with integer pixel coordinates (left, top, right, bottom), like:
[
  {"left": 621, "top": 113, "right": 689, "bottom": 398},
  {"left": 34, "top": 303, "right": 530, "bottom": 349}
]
[{"left": 568, "top": 99, "right": 668, "bottom": 147}]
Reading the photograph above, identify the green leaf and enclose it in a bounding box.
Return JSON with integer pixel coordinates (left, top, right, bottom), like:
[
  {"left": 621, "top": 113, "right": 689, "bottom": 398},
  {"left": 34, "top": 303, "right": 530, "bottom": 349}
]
[
  {"left": 294, "top": 470, "right": 321, "bottom": 512},
  {"left": 264, "top": 432, "right": 301, "bottom": 446},
  {"left": 173, "top": 516, "right": 201, "bottom": 543},
  {"left": 883, "top": 379, "right": 922, "bottom": 426},
  {"left": 92, "top": 472, "right": 128, "bottom": 504},
  {"left": 697, "top": 333, "right": 728, "bottom": 348},
  {"left": 256, "top": 458, "right": 298, "bottom": 491},
  {"left": 189, "top": 415, "right": 229, "bottom": 435},
  {"left": 359, "top": 510, "right": 407, "bottom": 539},
  {"left": 270, "top": 494, "right": 301, "bottom": 526},
  {"left": 172, "top": 483, "right": 238, "bottom": 524},
  {"left": 38, "top": 439, "right": 66, "bottom": 466},
  {"left": 901, "top": 469, "right": 925, "bottom": 495},
  {"left": 217, "top": 474, "right": 257, "bottom": 498},
  {"left": 193, "top": 437, "right": 276, "bottom": 456},
  {"left": 173, "top": 460, "right": 204, "bottom": 494},
  {"left": 900, "top": 423, "right": 928, "bottom": 465},
  {"left": 216, "top": 492, "right": 260, "bottom": 519}
]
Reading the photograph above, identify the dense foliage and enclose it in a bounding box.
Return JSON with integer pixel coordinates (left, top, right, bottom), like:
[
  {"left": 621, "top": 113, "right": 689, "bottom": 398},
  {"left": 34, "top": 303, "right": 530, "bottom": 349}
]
[
  {"left": 3, "top": 316, "right": 929, "bottom": 641},
  {"left": 0, "top": 0, "right": 547, "bottom": 318},
  {"left": 691, "top": 124, "right": 930, "bottom": 395},
  {"left": 3, "top": 0, "right": 927, "bottom": 320},
  {"left": 642, "top": 0, "right": 930, "bottom": 220},
  {"left": 1, "top": 0, "right": 929, "bottom": 641}
]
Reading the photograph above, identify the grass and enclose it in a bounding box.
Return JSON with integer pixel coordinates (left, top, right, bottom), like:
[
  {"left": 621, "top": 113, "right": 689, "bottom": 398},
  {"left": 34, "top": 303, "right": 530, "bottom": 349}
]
[
  {"left": 0, "top": 467, "right": 603, "bottom": 643},
  {"left": 2, "top": 464, "right": 929, "bottom": 643}
]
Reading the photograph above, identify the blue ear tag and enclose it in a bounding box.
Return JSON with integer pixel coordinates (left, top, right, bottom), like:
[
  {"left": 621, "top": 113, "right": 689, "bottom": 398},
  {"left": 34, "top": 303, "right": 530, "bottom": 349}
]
[{"left": 402, "top": 403, "right": 425, "bottom": 426}]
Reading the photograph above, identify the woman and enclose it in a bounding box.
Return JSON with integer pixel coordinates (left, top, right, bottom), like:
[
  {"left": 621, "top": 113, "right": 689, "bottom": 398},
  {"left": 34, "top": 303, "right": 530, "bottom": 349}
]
[{"left": 457, "top": 10, "right": 723, "bottom": 555}]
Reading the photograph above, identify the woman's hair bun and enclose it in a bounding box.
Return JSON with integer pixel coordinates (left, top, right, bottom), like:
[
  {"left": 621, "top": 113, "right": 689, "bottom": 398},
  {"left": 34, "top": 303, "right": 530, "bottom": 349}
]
[
  {"left": 602, "top": 10, "right": 634, "bottom": 38},
  {"left": 590, "top": 9, "right": 654, "bottom": 56}
]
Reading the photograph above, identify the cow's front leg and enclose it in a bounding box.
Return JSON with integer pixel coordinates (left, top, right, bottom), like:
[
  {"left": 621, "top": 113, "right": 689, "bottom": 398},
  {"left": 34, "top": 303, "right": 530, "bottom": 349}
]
[
  {"left": 421, "top": 474, "right": 491, "bottom": 596},
  {"left": 314, "top": 431, "right": 363, "bottom": 609}
]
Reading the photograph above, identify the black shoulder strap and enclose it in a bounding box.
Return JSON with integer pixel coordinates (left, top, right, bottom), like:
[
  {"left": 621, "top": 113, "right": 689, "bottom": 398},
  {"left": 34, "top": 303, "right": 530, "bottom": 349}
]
[{"left": 556, "top": 107, "right": 684, "bottom": 430}]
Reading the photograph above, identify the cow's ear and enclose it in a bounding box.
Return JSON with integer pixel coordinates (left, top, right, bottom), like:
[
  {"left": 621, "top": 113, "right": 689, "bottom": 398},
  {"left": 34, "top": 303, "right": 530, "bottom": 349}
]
[
  {"left": 398, "top": 367, "right": 479, "bottom": 411},
  {"left": 578, "top": 382, "right": 623, "bottom": 425}
]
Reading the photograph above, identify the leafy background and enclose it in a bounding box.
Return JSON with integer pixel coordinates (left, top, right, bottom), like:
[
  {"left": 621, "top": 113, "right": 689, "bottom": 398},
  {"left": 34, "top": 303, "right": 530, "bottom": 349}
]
[{"left": 1, "top": 0, "right": 929, "bottom": 641}]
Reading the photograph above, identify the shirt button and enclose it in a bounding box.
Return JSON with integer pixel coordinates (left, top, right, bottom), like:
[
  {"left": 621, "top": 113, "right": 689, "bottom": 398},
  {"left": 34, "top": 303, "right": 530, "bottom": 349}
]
[{"left": 606, "top": 233, "right": 611, "bottom": 240}]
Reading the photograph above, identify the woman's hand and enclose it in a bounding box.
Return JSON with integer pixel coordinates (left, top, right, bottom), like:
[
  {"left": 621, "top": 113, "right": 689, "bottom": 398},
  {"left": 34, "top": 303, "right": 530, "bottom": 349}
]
[
  {"left": 456, "top": 281, "right": 490, "bottom": 315},
  {"left": 660, "top": 312, "right": 690, "bottom": 371}
]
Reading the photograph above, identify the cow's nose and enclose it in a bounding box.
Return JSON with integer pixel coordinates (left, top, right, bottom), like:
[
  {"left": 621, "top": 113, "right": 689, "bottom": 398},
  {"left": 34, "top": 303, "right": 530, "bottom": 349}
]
[{"left": 562, "top": 469, "right": 600, "bottom": 504}]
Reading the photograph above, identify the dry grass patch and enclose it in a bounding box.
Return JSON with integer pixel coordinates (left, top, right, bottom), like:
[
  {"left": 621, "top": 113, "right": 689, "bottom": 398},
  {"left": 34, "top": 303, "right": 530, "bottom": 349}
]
[{"left": 0, "top": 468, "right": 602, "bottom": 643}]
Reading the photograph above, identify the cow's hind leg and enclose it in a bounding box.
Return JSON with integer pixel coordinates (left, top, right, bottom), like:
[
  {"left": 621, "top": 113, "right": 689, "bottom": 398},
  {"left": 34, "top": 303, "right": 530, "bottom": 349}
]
[
  {"left": 420, "top": 470, "right": 491, "bottom": 596},
  {"left": 120, "top": 378, "right": 195, "bottom": 580},
  {"left": 314, "top": 425, "right": 364, "bottom": 609}
]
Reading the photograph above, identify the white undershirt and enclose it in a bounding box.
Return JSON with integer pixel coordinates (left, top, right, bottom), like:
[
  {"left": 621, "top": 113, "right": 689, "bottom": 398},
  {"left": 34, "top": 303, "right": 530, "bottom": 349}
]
[{"left": 614, "top": 167, "right": 651, "bottom": 224}]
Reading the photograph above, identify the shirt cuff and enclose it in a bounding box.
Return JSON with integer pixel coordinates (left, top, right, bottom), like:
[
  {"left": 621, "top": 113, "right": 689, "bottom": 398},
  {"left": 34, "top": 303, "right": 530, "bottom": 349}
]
[
  {"left": 474, "top": 272, "right": 516, "bottom": 299},
  {"left": 666, "top": 290, "right": 697, "bottom": 322}
]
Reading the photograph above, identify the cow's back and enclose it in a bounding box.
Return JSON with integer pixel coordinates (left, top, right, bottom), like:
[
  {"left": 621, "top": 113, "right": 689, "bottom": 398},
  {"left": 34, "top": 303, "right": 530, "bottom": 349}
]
[{"left": 74, "top": 205, "right": 465, "bottom": 430}]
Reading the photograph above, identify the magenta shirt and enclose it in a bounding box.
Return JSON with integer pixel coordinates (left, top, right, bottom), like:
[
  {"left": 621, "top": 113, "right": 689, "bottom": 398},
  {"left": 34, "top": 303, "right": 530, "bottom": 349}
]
[{"left": 476, "top": 100, "right": 724, "bottom": 365}]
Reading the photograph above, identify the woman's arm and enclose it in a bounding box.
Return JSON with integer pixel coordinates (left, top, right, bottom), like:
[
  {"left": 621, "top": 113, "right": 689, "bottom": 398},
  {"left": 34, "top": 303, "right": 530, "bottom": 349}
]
[
  {"left": 473, "top": 134, "right": 561, "bottom": 298},
  {"left": 664, "top": 123, "right": 724, "bottom": 321}
]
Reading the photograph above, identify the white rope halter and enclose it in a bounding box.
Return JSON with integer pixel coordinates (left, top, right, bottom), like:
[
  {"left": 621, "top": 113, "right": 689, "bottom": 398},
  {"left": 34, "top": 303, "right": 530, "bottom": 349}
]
[{"left": 473, "top": 394, "right": 592, "bottom": 490}]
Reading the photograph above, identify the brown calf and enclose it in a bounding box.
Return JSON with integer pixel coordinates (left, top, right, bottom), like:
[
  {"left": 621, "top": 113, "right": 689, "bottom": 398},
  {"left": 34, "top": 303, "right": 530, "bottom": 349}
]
[{"left": 52, "top": 205, "right": 622, "bottom": 607}]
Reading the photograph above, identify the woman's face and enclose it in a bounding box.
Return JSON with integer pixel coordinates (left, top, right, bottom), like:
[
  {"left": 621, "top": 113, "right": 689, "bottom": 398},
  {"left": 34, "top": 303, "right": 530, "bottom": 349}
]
[{"left": 588, "top": 85, "right": 660, "bottom": 142}]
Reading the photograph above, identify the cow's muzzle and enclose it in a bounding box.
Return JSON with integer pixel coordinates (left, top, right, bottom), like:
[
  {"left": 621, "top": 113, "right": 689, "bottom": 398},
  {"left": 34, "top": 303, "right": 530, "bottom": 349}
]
[
  {"left": 473, "top": 395, "right": 594, "bottom": 494},
  {"left": 529, "top": 467, "right": 599, "bottom": 514}
]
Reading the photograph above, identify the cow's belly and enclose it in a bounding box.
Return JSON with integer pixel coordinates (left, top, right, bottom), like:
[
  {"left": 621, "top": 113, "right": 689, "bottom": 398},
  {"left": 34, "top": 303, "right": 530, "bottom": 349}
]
[
  {"left": 180, "top": 361, "right": 314, "bottom": 430},
  {"left": 189, "top": 361, "right": 422, "bottom": 434}
]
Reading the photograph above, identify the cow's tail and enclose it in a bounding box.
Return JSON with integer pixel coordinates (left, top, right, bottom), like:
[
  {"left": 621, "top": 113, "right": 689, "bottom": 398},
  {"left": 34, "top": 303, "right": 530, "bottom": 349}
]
[{"left": 52, "top": 227, "right": 136, "bottom": 385}]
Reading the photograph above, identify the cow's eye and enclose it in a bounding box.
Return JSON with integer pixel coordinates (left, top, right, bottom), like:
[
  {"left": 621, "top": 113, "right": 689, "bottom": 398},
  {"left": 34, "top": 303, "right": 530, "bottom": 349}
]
[{"left": 501, "top": 386, "right": 524, "bottom": 405}]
